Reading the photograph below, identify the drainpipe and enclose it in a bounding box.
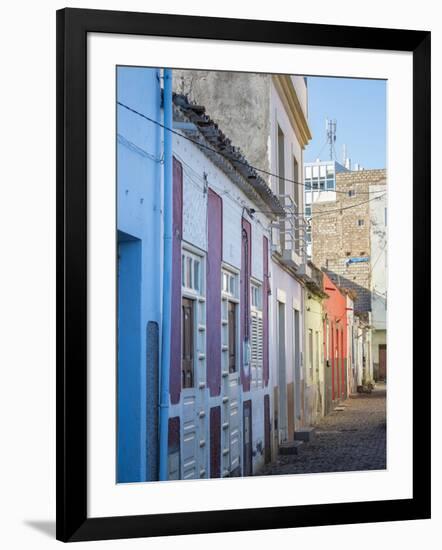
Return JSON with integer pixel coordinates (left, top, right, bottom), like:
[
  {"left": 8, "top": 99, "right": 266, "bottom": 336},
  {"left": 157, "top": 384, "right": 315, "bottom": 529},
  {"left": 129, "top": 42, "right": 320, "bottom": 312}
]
[{"left": 159, "top": 68, "right": 173, "bottom": 481}]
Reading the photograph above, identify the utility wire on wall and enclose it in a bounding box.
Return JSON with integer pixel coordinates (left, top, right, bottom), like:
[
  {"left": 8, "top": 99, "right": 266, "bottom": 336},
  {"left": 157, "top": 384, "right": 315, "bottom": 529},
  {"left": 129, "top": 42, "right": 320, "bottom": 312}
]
[
  {"left": 174, "top": 150, "right": 385, "bottom": 224},
  {"left": 117, "top": 101, "right": 383, "bottom": 196},
  {"left": 245, "top": 192, "right": 386, "bottom": 219}
]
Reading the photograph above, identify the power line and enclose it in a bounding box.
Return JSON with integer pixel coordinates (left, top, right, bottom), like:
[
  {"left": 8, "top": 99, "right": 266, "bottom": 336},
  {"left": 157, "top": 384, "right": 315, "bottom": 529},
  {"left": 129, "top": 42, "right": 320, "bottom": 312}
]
[
  {"left": 244, "top": 192, "right": 386, "bottom": 218},
  {"left": 173, "top": 150, "right": 385, "bottom": 221},
  {"left": 369, "top": 240, "right": 387, "bottom": 273},
  {"left": 309, "top": 193, "right": 386, "bottom": 218},
  {"left": 117, "top": 101, "right": 383, "bottom": 196},
  {"left": 174, "top": 152, "right": 273, "bottom": 236}
]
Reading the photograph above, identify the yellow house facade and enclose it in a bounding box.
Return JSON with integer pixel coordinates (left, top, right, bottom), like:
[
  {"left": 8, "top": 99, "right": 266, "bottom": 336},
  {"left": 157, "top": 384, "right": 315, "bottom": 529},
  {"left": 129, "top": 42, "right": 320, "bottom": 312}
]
[{"left": 303, "top": 264, "right": 326, "bottom": 425}]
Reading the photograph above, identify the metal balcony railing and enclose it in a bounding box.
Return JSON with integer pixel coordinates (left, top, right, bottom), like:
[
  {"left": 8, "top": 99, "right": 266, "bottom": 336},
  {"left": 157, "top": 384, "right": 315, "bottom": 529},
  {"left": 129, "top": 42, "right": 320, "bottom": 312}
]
[{"left": 271, "top": 193, "right": 309, "bottom": 272}]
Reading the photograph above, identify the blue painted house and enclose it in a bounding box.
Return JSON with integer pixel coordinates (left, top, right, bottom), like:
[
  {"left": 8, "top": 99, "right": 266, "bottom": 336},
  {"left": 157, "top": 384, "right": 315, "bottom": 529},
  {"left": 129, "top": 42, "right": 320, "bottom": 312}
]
[{"left": 116, "top": 67, "right": 163, "bottom": 482}]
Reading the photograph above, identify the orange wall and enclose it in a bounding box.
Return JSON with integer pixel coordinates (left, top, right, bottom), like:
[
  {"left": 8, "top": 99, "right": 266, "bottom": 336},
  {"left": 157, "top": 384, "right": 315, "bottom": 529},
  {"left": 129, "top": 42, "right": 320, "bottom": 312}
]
[{"left": 323, "top": 272, "right": 348, "bottom": 400}]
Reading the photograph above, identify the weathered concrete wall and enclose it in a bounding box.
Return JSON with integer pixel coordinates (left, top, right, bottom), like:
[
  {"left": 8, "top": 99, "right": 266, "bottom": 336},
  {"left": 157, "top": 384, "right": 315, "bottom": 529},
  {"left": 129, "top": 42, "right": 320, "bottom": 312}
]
[{"left": 173, "top": 70, "right": 271, "bottom": 179}]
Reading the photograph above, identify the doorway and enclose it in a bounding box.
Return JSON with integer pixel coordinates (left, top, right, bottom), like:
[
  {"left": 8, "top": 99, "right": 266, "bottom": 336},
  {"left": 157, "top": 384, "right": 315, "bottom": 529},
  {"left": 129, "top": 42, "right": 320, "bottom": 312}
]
[
  {"left": 277, "top": 301, "right": 287, "bottom": 442},
  {"left": 379, "top": 344, "right": 387, "bottom": 381},
  {"left": 293, "top": 309, "right": 301, "bottom": 426}
]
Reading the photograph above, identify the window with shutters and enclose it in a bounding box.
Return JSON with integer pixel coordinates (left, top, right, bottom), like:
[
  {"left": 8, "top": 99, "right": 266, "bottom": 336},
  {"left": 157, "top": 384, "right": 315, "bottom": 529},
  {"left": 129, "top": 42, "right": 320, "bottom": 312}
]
[{"left": 250, "top": 281, "right": 263, "bottom": 389}]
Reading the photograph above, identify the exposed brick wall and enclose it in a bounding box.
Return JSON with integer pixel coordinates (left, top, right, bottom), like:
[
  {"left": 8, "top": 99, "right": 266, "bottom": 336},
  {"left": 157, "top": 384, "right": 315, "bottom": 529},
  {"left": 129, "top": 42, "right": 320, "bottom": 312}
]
[{"left": 311, "top": 169, "right": 387, "bottom": 313}]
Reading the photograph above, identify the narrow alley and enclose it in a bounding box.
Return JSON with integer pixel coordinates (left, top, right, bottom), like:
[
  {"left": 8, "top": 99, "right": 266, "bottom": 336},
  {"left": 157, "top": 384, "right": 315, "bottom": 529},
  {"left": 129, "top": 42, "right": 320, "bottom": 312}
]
[{"left": 258, "top": 383, "right": 386, "bottom": 476}]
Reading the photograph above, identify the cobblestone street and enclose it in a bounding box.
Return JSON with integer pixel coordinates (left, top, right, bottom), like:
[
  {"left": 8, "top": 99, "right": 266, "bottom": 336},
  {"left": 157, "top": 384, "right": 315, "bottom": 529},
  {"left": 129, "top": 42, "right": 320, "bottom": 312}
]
[{"left": 258, "top": 383, "right": 386, "bottom": 476}]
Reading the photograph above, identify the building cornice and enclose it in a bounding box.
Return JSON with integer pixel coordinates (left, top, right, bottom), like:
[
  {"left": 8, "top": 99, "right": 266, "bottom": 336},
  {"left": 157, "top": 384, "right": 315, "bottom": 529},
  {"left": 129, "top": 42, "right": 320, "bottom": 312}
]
[{"left": 272, "top": 75, "right": 312, "bottom": 149}]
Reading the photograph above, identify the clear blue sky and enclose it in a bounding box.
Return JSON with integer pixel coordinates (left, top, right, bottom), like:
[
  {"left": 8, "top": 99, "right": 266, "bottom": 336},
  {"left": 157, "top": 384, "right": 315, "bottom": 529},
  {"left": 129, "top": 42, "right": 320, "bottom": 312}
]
[{"left": 303, "top": 76, "right": 386, "bottom": 169}]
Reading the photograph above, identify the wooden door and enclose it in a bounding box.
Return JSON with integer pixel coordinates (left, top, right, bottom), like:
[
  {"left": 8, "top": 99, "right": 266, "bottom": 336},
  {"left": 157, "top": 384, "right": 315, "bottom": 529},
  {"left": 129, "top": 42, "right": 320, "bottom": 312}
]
[
  {"left": 243, "top": 400, "right": 253, "bottom": 476},
  {"left": 221, "top": 297, "right": 241, "bottom": 477},
  {"left": 379, "top": 344, "right": 387, "bottom": 381},
  {"left": 182, "top": 298, "right": 194, "bottom": 389},
  {"left": 277, "top": 302, "right": 287, "bottom": 442},
  {"left": 228, "top": 302, "right": 236, "bottom": 373},
  {"left": 227, "top": 301, "right": 241, "bottom": 474}
]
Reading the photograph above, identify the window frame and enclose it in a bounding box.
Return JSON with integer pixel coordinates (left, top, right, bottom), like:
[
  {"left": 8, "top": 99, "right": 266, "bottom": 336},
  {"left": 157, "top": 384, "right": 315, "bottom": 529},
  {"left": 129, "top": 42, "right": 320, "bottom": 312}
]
[
  {"left": 181, "top": 244, "right": 206, "bottom": 390},
  {"left": 221, "top": 264, "right": 240, "bottom": 379},
  {"left": 182, "top": 245, "right": 205, "bottom": 296},
  {"left": 250, "top": 278, "right": 264, "bottom": 389}
]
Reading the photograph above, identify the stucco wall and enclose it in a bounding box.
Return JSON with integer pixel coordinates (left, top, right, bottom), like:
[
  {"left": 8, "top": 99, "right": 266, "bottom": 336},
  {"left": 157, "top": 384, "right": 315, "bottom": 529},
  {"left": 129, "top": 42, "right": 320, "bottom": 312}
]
[
  {"left": 172, "top": 129, "right": 273, "bottom": 476},
  {"left": 304, "top": 293, "right": 324, "bottom": 423},
  {"left": 173, "top": 70, "right": 271, "bottom": 179},
  {"left": 117, "top": 67, "right": 163, "bottom": 482},
  {"left": 270, "top": 261, "right": 303, "bottom": 438}
]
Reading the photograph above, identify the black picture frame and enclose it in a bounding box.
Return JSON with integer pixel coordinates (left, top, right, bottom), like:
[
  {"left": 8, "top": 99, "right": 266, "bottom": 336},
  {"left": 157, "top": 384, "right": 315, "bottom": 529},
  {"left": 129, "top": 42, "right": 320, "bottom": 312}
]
[{"left": 56, "top": 7, "right": 431, "bottom": 542}]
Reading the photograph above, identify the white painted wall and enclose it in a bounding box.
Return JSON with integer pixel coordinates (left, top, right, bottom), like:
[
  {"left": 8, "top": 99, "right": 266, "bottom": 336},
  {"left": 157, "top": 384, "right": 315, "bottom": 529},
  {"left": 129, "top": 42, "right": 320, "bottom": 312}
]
[
  {"left": 173, "top": 132, "right": 270, "bottom": 277},
  {"left": 269, "top": 80, "right": 305, "bottom": 203},
  {"left": 370, "top": 183, "right": 387, "bottom": 332},
  {"left": 291, "top": 75, "right": 308, "bottom": 118},
  {"left": 173, "top": 130, "right": 273, "bottom": 476}
]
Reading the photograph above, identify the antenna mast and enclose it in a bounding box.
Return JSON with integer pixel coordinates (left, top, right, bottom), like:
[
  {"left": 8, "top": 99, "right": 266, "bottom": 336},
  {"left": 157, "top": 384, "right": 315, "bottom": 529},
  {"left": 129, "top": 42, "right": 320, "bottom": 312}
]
[{"left": 326, "top": 118, "right": 337, "bottom": 160}]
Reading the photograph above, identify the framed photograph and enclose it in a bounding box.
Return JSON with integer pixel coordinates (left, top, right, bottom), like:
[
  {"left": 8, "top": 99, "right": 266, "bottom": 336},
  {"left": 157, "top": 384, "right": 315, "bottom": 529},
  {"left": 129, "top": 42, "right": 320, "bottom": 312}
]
[{"left": 56, "top": 7, "right": 431, "bottom": 542}]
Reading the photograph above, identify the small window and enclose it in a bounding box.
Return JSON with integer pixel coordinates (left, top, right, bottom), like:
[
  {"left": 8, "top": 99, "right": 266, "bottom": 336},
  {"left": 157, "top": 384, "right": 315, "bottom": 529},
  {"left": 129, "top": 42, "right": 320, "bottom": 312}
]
[
  {"left": 193, "top": 261, "right": 200, "bottom": 291},
  {"left": 222, "top": 269, "right": 237, "bottom": 297},
  {"left": 346, "top": 251, "right": 351, "bottom": 256},
  {"left": 182, "top": 250, "right": 203, "bottom": 292},
  {"left": 357, "top": 219, "right": 365, "bottom": 227},
  {"left": 229, "top": 275, "right": 235, "bottom": 295},
  {"left": 305, "top": 179, "right": 311, "bottom": 191},
  {"left": 326, "top": 178, "right": 334, "bottom": 190},
  {"left": 222, "top": 272, "right": 228, "bottom": 293},
  {"left": 348, "top": 189, "right": 356, "bottom": 197},
  {"left": 251, "top": 282, "right": 262, "bottom": 310}
]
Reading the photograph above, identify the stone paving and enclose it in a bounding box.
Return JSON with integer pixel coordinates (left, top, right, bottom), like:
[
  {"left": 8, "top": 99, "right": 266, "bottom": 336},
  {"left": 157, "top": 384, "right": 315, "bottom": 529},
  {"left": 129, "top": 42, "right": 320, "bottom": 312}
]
[{"left": 258, "top": 383, "right": 386, "bottom": 476}]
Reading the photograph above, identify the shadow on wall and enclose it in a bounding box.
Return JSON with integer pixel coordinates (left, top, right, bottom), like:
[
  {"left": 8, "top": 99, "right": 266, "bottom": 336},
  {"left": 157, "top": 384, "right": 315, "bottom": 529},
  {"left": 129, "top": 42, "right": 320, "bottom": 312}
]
[{"left": 324, "top": 270, "right": 372, "bottom": 314}]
